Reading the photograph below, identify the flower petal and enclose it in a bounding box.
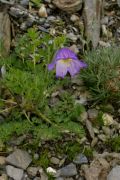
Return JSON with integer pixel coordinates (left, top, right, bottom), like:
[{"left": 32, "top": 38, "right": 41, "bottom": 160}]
[
  {"left": 68, "top": 60, "right": 87, "bottom": 77},
  {"left": 48, "top": 61, "right": 56, "bottom": 70},
  {"left": 56, "top": 60, "right": 68, "bottom": 78},
  {"left": 55, "top": 48, "right": 78, "bottom": 61}
]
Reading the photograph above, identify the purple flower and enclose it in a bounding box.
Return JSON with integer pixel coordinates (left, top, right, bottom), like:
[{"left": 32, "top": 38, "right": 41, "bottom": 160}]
[{"left": 48, "top": 48, "right": 87, "bottom": 78}]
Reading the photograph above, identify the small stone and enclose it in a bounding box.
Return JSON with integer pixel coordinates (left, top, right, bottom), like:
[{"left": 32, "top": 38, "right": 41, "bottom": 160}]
[
  {"left": 6, "top": 165, "right": 24, "bottom": 180},
  {"left": 47, "top": 16, "right": 56, "bottom": 22},
  {"left": 70, "top": 14, "right": 79, "bottom": 22},
  {"left": 99, "top": 41, "right": 111, "bottom": 47},
  {"left": 101, "top": 16, "right": 109, "bottom": 25},
  {"left": 102, "top": 24, "right": 108, "bottom": 37},
  {"left": 69, "top": 44, "right": 79, "bottom": 54},
  {"left": 107, "top": 165, "right": 120, "bottom": 180},
  {"left": 38, "top": 167, "right": 48, "bottom": 180},
  {"left": 33, "top": 153, "right": 39, "bottom": 160},
  {"left": 102, "top": 126, "right": 111, "bottom": 136},
  {"left": 98, "top": 134, "right": 106, "bottom": 142},
  {"left": 66, "top": 33, "right": 78, "bottom": 42},
  {"left": 73, "top": 154, "right": 88, "bottom": 164},
  {"left": 6, "top": 149, "right": 32, "bottom": 170},
  {"left": 50, "top": 157, "right": 60, "bottom": 165},
  {"left": 27, "top": 167, "right": 38, "bottom": 177},
  {"left": 9, "top": 6, "right": 28, "bottom": 18},
  {"left": 80, "top": 111, "right": 88, "bottom": 123},
  {"left": 85, "top": 120, "right": 95, "bottom": 139},
  {"left": 22, "top": 173, "right": 30, "bottom": 180},
  {"left": 56, "top": 163, "right": 77, "bottom": 177},
  {"left": 91, "top": 137, "right": 98, "bottom": 147},
  {"left": 102, "top": 113, "right": 114, "bottom": 126},
  {"left": 38, "top": 4, "right": 48, "bottom": 18},
  {"left": 88, "top": 109, "right": 98, "bottom": 121},
  {"left": 0, "top": 156, "right": 6, "bottom": 165}
]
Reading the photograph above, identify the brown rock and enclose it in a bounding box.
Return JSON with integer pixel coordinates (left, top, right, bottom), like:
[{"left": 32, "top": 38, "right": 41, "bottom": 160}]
[{"left": 52, "top": 0, "right": 83, "bottom": 13}]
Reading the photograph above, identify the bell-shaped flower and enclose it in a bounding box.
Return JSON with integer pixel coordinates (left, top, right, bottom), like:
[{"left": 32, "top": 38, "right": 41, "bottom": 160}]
[{"left": 48, "top": 47, "right": 87, "bottom": 78}]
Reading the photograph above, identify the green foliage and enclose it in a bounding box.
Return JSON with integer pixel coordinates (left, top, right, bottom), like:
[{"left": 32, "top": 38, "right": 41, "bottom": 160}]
[
  {"left": 106, "top": 136, "right": 120, "bottom": 152},
  {"left": 46, "top": 92, "right": 85, "bottom": 124},
  {"left": 81, "top": 47, "right": 120, "bottom": 104},
  {"left": 83, "top": 147, "right": 93, "bottom": 158},
  {"left": 0, "top": 28, "right": 85, "bottom": 144},
  {"left": 30, "top": 0, "right": 42, "bottom": 7},
  {"left": 94, "top": 111, "right": 104, "bottom": 127},
  {"left": 0, "top": 120, "right": 32, "bottom": 142},
  {"left": 34, "top": 150, "right": 50, "bottom": 168},
  {"left": 63, "top": 142, "right": 82, "bottom": 160}
]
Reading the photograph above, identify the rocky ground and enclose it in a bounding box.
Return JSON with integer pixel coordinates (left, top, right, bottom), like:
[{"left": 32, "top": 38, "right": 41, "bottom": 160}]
[{"left": 0, "top": 0, "right": 120, "bottom": 180}]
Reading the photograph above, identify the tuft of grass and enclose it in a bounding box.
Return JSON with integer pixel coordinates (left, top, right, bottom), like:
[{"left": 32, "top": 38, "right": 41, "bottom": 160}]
[
  {"left": 105, "top": 136, "right": 120, "bottom": 152},
  {"left": 81, "top": 47, "right": 120, "bottom": 104}
]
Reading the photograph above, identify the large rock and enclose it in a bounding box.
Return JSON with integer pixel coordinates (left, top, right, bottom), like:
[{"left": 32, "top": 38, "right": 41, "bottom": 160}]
[
  {"left": 84, "top": 0, "right": 102, "bottom": 48},
  {"left": 0, "top": 10, "right": 11, "bottom": 56},
  {"left": 52, "top": 0, "right": 83, "bottom": 13},
  {"left": 107, "top": 166, "right": 120, "bottom": 180},
  {"left": 6, "top": 149, "right": 32, "bottom": 170}
]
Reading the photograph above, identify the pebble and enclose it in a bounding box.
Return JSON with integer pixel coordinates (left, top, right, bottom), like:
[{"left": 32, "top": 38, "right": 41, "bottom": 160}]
[
  {"left": 38, "top": 167, "right": 48, "bottom": 180},
  {"left": 87, "top": 109, "right": 98, "bottom": 121},
  {"left": 91, "top": 137, "right": 98, "bottom": 147},
  {"left": 33, "top": 153, "right": 39, "bottom": 160},
  {"left": 107, "top": 165, "right": 120, "bottom": 180},
  {"left": 9, "top": 6, "right": 28, "bottom": 18},
  {"left": 47, "top": 16, "right": 56, "bottom": 22},
  {"left": 6, "top": 149, "right": 32, "bottom": 170},
  {"left": 50, "top": 157, "right": 60, "bottom": 165},
  {"left": 80, "top": 111, "right": 88, "bottom": 123},
  {"left": 102, "top": 24, "right": 108, "bottom": 37},
  {"left": 85, "top": 119, "right": 95, "bottom": 139},
  {"left": 70, "top": 14, "right": 79, "bottom": 22},
  {"left": 56, "top": 163, "right": 77, "bottom": 177},
  {"left": 38, "top": 4, "right": 48, "bottom": 18},
  {"left": 98, "top": 134, "right": 106, "bottom": 142},
  {"left": 102, "top": 126, "right": 111, "bottom": 136},
  {"left": 66, "top": 33, "right": 78, "bottom": 42},
  {"left": 73, "top": 153, "right": 88, "bottom": 165},
  {"left": 27, "top": 167, "right": 38, "bottom": 177},
  {"left": 6, "top": 165, "right": 24, "bottom": 180},
  {"left": 101, "top": 16, "right": 109, "bottom": 25},
  {"left": 99, "top": 41, "right": 111, "bottom": 47},
  {"left": 69, "top": 44, "right": 79, "bottom": 54},
  {"left": 102, "top": 113, "right": 114, "bottom": 126}
]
